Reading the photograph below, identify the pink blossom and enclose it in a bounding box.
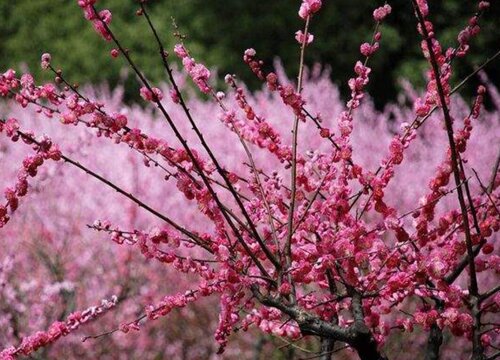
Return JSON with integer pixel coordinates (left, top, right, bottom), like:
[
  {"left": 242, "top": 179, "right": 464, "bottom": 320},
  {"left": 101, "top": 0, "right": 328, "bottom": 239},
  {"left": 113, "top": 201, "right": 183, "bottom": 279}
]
[
  {"left": 85, "top": 8, "right": 112, "bottom": 41},
  {"left": 174, "top": 44, "right": 212, "bottom": 94},
  {"left": 295, "top": 30, "right": 314, "bottom": 45},
  {"left": 173, "top": 44, "right": 188, "bottom": 58},
  {"left": 298, "top": 0, "right": 322, "bottom": 19},
  {"left": 478, "top": 1, "right": 490, "bottom": 11},
  {"left": 373, "top": 4, "right": 392, "bottom": 22},
  {"left": 169, "top": 89, "right": 180, "bottom": 104},
  {"left": 140, "top": 86, "right": 163, "bottom": 102},
  {"left": 40, "top": 53, "right": 51, "bottom": 70},
  {"left": 190, "top": 64, "right": 211, "bottom": 94}
]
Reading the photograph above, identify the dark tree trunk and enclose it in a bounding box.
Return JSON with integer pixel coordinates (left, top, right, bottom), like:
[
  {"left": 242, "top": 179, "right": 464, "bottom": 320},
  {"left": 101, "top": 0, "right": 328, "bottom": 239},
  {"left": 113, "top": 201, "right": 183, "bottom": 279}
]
[
  {"left": 425, "top": 300, "right": 444, "bottom": 360},
  {"left": 353, "top": 333, "right": 388, "bottom": 360},
  {"left": 424, "top": 323, "right": 443, "bottom": 360},
  {"left": 471, "top": 305, "right": 486, "bottom": 360},
  {"left": 319, "top": 338, "right": 335, "bottom": 360},
  {"left": 252, "top": 336, "right": 265, "bottom": 360}
]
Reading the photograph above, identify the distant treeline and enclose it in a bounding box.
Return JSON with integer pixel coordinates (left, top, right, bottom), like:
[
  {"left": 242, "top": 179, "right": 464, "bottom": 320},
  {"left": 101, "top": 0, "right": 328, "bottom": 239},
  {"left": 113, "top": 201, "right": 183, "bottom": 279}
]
[{"left": 1, "top": 0, "right": 498, "bottom": 107}]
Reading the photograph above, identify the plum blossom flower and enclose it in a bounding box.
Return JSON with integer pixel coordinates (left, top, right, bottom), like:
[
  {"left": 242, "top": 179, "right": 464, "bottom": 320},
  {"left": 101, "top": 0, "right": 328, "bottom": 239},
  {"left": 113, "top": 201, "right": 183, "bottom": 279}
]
[
  {"left": 40, "top": 53, "right": 51, "bottom": 70},
  {"left": 140, "top": 86, "right": 163, "bottom": 102},
  {"left": 373, "top": 4, "right": 392, "bottom": 22},
  {"left": 295, "top": 30, "right": 314, "bottom": 45},
  {"left": 298, "top": 0, "right": 322, "bottom": 19}
]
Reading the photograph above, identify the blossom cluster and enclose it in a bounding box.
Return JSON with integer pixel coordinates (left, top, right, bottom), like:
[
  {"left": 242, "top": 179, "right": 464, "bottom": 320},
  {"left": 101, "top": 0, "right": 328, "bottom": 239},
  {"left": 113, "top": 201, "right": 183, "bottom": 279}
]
[
  {"left": 0, "top": 117, "right": 61, "bottom": 228},
  {"left": 0, "top": 296, "right": 117, "bottom": 359},
  {"left": 298, "top": 0, "right": 322, "bottom": 19},
  {"left": 174, "top": 44, "right": 212, "bottom": 94},
  {"left": 78, "top": 0, "right": 112, "bottom": 41}
]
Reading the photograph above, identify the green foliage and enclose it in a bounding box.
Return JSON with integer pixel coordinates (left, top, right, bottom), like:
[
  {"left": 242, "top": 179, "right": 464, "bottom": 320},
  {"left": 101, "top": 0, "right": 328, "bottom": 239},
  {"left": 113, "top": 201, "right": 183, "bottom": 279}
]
[{"left": 0, "top": 0, "right": 498, "bottom": 107}]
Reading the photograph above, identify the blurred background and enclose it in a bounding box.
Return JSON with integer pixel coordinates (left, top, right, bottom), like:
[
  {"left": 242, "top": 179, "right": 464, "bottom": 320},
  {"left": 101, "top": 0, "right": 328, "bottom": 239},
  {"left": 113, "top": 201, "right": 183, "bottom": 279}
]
[{"left": 0, "top": 0, "right": 498, "bottom": 108}]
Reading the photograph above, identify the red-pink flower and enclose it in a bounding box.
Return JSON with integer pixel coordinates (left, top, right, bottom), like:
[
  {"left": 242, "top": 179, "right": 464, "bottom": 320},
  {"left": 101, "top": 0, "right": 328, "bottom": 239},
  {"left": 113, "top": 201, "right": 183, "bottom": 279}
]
[
  {"left": 295, "top": 30, "right": 314, "bottom": 45},
  {"left": 373, "top": 4, "right": 392, "bottom": 22},
  {"left": 140, "top": 86, "right": 163, "bottom": 102},
  {"left": 298, "top": 0, "right": 322, "bottom": 19}
]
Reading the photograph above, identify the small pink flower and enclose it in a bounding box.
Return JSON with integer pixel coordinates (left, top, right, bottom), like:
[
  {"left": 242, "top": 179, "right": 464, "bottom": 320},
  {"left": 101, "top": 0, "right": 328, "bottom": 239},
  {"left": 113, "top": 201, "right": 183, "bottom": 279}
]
[
  {"left": 91, "top": 9, "right": 112, "bottom": 41},
  {"left": 189, "top": 63, "right": 211, "bottom": 94},
  {"left": 4, "top": 118, "right": 19, "bottom": 137},
  {"left": 298, "top": 0, "right": 322, "bottom": 19},
  {"left": 478, "top": 1, "right": 490, "bottom": 11},
  {"left": 428, "top": 259, "right": 448, "bottom": 279},
  {"left": 40, "top": 53, "right": 51, "bottom": 70},
  {"left": 279, "top": 282, "right": 292, "bottom": 295},
  {"left": 174, "top": 44, "right": 188, "bottom": 58},
  {"left": 169, "top": 89, "right": 180, "bottom": 104},
  {"left": 481, "top": 334, "right": 491, "bottom": 346},
  {"left": 295, "top": 30, "right": 314, "bottom": 45},
  {"left": 414, "top": 98, "right": 431, "bottom": 117},
  {"left": 140, "top": 87, "right": 163, "bottom": 102},
  {"left": 373, "top": 4, "right": 392, "bottom": 22},
  {"left": 360, "top": 43, "right": 373, "bottom": 56}
]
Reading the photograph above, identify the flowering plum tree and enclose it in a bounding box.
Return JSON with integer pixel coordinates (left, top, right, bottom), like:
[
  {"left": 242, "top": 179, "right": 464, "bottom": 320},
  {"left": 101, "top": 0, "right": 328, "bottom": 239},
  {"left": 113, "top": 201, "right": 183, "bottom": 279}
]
[{"left": 0, "top": 0, "right": 499, "bottom": 359}]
